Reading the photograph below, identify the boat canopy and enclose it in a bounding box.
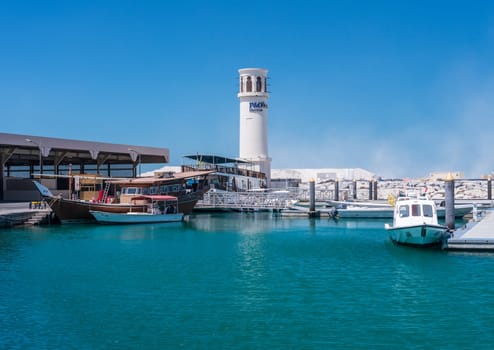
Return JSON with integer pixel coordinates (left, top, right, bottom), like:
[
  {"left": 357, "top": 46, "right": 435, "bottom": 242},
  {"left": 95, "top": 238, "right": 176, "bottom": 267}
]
[
  {"left": 184, "top": 154, "right": 249, "bottom": 165},
  {"left": 131, "top": 195, "right": 178, "bottom": 201}
]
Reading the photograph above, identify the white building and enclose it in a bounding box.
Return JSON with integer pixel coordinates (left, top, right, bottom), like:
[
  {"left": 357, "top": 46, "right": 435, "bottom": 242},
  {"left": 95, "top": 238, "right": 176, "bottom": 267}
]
[
  {"left": 428, "top": 171, "right": 464, "bottom": 181},
  {"left": 238, "top": 68, "right": 271, "bottom": 186},
  {"left": 271, "top": 168, "right": 376, "bottom": 183}
]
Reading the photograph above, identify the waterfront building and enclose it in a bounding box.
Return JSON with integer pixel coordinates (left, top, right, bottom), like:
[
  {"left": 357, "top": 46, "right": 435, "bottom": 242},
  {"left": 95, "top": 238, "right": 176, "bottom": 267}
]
[
  {"left": 0, "top": 132, "right": 169, "bottom": 201},
  {"left": 148, "top": 155, "right": 267, "bottom": 192}
]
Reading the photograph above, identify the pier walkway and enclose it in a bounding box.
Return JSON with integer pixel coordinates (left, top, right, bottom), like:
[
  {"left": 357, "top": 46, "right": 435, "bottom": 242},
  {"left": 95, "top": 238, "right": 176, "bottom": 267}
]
[{"left": 445, "top": 209, "right": 494, "bottom": 251}]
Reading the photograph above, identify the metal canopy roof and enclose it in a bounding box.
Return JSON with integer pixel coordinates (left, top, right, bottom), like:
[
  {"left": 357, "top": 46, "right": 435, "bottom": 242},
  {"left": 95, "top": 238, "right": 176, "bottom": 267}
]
[
  {"left": 0, "top": 132, "right": 169, "bottom": 166},
  {"left": 184, "top": 154, "right": 248, "bottom": 165}
]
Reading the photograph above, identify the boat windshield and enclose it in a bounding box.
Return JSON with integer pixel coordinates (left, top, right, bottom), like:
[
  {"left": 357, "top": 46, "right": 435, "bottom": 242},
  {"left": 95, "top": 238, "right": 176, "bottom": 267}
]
[
  {"left": 411, "top": 204, "right": 421, "bottom": 216},
  {"left": 399, "top": 203, "right": 434, "bottom": 218},
  {"left": 423, "top": 204, "right": 433, "bottom": 217},
  {"left": 399, "top": 205, "right": 409, "bottom": 218}
]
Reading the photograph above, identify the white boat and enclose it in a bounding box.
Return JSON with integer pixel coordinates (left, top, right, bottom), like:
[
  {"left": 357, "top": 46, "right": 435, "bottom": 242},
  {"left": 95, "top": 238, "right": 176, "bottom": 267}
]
[
  {"left": 327, "top": 205, "right": 395, "bottom": 219},
  {"left": 90, "top": 195, "right": 183, "bottom": 224},
  {"left": 282, "top": 200, "right": 472, "bottom": 219},
  {"left": 324, "top": 200, "right": 472, "bottom": 219},
  {"left": 384, "top": 192, "right": 448, "bottom": 247}
]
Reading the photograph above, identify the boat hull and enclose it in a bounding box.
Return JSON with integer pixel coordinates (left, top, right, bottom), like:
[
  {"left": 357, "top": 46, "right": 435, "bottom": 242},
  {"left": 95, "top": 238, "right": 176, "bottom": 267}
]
[
  {"left": 288, "top": 201, "right": 473, "bottom": 219},
  {"left": 385, "top": 224, "right": 448, "bottom": 247},
  {"left": 333, "top": 208, "right": 393, "bottom": 219},
  {"left": 90, "top": 210, "right": 183, "bottom": 224}
]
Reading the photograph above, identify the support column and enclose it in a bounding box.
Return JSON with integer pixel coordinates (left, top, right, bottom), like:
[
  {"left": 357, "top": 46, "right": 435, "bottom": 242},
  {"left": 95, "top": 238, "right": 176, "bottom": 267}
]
[
  {"left": 334, "top": 180, "right": 339, "bottom": 201},
  {"left": 68, "top": 163, "right": 73, "bottom": 200},
  {"left": 445, "top": 173, "right": 455, "bottom": 230},
  {"left": 353, "top": 179, "right": 357, "bottom": 200},
  {"left": 368, "top": 180, "right": 373, "bottom": 200},
  {"left": 39, "top": 150, "right": 43, "bottom": 174},
  {"left": 488, "top": 176, "right": 492, "bottom": 200},
  {"left": 373, "top": 180, "right": 378, "bottom": 200},
  {"left": 0, "top": 159, "right": 4, "bottom": 201}
]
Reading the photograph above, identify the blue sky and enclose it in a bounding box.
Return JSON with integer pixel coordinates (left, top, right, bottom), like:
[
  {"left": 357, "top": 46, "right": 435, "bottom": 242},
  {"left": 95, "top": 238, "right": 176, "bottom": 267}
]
[{"left": 1, "top": 1, "right": 494, "bottom": 178}]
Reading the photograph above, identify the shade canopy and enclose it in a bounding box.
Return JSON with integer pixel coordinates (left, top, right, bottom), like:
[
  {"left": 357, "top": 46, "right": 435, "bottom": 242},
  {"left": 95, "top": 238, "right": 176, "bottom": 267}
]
[
  {"left": 183, "top": 154, "right": 248, "bottom": 165},
  {"left": 0, "top": 132, "right": 169, "bottom": 166}
]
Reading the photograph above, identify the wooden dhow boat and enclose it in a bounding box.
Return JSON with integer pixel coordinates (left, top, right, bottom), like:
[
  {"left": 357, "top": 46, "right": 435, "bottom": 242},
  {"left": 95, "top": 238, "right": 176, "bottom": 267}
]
[{"left": 33, "top": 170, "right": 213, "bottom": 223}]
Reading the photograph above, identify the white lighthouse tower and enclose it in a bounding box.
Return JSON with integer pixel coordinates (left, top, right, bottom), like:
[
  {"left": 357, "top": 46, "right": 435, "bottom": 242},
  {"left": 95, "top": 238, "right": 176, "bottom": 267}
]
[{"left": 237, "top": 68, "right": 271, "bottom": 186}]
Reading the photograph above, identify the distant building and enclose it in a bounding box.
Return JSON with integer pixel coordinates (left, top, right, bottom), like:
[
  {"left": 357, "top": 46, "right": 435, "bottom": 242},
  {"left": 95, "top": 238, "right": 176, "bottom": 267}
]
[
  {"left": 270, "top": 178, "right": 302, "bottom": 189},
  {"left": 271, "top": 168, "right": 375, "bottom": 183},
  {"left": 428, "top": 172, "right": 464, "bottom": 181}
]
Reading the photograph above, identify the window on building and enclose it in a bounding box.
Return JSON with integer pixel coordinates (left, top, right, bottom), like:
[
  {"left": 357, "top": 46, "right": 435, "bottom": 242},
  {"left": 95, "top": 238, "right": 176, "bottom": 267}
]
[
  {"left": 256, "top": 77, "right": 262, "bottom": 92},
  {"left": 246, "top": 77, "right": 252, "bottom": 92}
]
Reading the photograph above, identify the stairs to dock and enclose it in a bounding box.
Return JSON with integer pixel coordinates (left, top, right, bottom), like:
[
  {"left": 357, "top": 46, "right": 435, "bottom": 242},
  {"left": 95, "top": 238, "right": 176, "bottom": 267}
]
[{"left": 25, "top": 210, "right": 52, "bottom": 226}]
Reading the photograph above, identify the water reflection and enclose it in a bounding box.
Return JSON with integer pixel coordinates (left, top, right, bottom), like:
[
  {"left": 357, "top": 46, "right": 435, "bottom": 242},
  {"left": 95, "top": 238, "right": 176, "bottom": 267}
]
[{"left": 186, "top": 212, "right": 277, "bottom": 234}]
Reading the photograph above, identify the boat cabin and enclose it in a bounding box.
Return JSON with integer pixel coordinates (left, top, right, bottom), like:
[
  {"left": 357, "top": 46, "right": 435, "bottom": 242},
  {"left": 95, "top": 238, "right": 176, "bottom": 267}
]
[
  {"left": 129, "top": 195, "right": 179, "bottom": 215},
  {"left": 393, "top": 193, "right": 439, "bottom": 227}
]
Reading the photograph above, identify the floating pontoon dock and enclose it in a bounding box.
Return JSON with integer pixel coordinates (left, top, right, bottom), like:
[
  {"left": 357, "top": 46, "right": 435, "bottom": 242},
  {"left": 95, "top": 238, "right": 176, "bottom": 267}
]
[{"left": 445, "top": 209, "right": 494, "bottom": 251}]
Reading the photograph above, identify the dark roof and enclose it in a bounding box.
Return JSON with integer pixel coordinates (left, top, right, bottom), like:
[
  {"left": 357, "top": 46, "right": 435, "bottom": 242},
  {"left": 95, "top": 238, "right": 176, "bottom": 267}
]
[
  {"left": 0, "top": 132, "right": 169, "bottom": 166},
  {"left": 184, "top": 154, "right": 248, "bottom": 165}
]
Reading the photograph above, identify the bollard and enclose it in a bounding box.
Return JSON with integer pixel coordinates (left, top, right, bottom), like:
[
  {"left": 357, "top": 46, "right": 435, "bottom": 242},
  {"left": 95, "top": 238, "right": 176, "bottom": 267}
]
[
  {"left": 353, "top": 179, "right": 357, "bottom": 200},
  {"left": 444, "top": 173, "right": 455, "bottom": 230},
  {"left": 488, "top": 176, "right": 492, "bottom": 200},
  {"left": 334, "top": 180, "right": 339, "bottom": 201}
]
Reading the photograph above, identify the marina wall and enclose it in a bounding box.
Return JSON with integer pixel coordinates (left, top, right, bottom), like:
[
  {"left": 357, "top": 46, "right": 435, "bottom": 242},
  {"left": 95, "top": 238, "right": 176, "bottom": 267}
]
[{"left": 296, "top": 179, "right": 493, "bottom": 202}]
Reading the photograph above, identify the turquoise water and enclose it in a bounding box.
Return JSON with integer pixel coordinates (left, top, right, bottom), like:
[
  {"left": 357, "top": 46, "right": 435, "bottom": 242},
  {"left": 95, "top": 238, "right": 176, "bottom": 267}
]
[{"left": 1, "top": 213, "right": 494, "bottom": 349}]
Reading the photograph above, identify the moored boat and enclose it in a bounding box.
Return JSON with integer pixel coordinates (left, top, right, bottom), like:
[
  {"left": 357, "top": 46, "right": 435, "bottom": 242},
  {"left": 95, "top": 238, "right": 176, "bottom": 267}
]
[
  {"left": 384, "top": 192, "right": 448, "bottom": 247},
  {"left": 90, "top": 195, "right": 183, "bottom": 224},
  {"left": 282, "top": 200, "right": 472, "bottom": 219},
  {"left": 33, "top": 170, "right": 212, "bottom": 223}
]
